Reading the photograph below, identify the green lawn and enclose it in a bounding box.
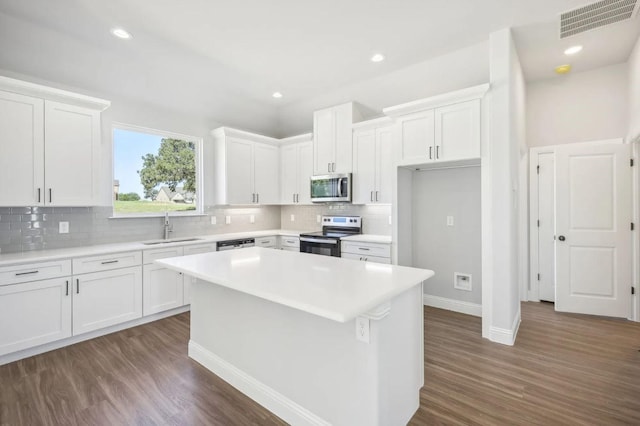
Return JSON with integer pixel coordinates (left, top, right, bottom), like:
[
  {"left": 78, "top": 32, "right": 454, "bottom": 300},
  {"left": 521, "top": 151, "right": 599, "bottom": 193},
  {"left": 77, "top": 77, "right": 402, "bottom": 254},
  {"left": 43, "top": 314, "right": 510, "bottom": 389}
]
[{"left": 114, "top": 200, "right": 196, "bottom": 214}]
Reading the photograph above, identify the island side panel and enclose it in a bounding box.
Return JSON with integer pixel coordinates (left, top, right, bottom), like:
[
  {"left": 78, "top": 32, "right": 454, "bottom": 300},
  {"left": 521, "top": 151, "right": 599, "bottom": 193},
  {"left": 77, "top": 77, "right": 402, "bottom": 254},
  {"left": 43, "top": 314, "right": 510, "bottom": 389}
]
[{"left": 189, "top": 278, "right": 381, "bottom": 426}]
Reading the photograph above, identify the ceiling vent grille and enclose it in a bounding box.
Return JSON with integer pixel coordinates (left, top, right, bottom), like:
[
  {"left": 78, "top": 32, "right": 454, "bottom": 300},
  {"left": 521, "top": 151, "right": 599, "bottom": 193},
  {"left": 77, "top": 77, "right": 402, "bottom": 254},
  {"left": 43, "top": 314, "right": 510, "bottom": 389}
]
[{"left": 560, "top": 0, "right": 639, "bottom": 38}]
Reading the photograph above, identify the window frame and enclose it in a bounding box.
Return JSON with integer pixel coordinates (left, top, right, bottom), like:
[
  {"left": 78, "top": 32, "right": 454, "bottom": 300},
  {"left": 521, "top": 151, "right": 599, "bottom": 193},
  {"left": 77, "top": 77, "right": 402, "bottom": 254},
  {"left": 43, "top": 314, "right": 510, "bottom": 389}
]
[{"left": 111, "top": 122, "right": 204, "bottom": 218}]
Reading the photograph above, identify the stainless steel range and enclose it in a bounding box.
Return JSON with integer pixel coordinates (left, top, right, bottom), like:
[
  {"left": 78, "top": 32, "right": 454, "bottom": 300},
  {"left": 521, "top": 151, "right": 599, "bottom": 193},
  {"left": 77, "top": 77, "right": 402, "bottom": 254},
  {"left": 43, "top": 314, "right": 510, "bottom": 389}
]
[{"left": 299, "top": 216, "right": 362, "bottom": 257}]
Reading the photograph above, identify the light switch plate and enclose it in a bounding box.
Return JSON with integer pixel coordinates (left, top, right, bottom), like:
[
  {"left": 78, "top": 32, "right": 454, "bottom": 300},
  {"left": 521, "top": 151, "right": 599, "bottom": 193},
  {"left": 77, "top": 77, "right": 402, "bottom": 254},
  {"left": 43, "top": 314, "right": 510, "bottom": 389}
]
[
  {"left": 290, "top": 214, "right": 295, "bottom": 222},
  {"left": 59, "top": 221, "right": 69, "bottom": 234},
  {"left": 250, "top": 215, "right": 255, "bottom": 224},
  {"left": 356, "top": 316, "right": 370, "bottom": 343},
  {"left": 210, "top": 216, "right": 216, "bottom": 225},
  {"left": 225, "top": 216, "right": 231, "bottom": 224},
  {"left": 447, "top": 216, "right": 454, "bottom": 227},
  {"left": 316, "top": 215, "right": 321, "bottom": 223}
]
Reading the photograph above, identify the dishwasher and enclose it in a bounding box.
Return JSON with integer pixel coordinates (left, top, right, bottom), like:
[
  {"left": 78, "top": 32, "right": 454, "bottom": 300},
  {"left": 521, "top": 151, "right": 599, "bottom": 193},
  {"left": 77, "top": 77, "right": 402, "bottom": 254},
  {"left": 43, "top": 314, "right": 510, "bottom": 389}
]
[{"left": 216, "top": 238, "right": 255, "bottom": 251}]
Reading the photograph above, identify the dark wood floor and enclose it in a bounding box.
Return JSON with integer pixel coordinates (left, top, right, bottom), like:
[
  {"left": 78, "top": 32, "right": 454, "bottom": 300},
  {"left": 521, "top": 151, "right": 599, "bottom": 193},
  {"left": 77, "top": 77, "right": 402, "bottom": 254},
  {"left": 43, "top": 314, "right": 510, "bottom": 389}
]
[{"left": 1, "top": 302, "right": 639, "bottom": 425}]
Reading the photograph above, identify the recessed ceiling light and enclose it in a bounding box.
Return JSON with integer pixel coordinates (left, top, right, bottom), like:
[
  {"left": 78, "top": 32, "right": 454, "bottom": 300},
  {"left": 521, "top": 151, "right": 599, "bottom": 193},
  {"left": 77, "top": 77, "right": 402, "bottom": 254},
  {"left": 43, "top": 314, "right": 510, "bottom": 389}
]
[
  {"left": 370, "top": 53, "right": 385, "bottom": 63},
  {"left": 555, "top": 64, "right": 572, "bottom": 74},
  {"left": 564, "top": 45, "right": 583, "bottom": 55},
  {"left": 111, "top": 28, "right": 132, "bottom": 39},
  {"left": 272, "top": 92, "right": 283, "bottom": 99}
]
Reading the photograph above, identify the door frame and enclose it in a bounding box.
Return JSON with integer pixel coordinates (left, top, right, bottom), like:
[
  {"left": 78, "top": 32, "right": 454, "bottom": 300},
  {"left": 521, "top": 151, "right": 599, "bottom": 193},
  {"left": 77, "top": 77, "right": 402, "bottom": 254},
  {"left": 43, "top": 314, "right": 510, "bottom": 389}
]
[{"left": 528, "top": 139, "right": 637, "bottom": 321}]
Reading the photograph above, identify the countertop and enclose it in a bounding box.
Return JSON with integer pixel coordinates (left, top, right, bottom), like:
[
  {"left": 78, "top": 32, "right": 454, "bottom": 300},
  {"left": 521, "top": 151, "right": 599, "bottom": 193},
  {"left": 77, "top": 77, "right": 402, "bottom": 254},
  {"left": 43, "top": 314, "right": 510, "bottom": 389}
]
[
  {"left": 0, "top": 229, "right": 303, "bottom": 267},
  {"left": 156, "top": 247, "right": 432, "bottom": 323}
]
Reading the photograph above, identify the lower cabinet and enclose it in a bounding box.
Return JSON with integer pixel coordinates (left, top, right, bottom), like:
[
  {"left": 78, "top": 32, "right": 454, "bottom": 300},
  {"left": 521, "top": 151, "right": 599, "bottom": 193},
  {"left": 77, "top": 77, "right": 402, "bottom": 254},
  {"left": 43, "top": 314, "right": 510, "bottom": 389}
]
[
  {"left": 0, "top": 277, "right": 72, "bottom": 356},
  {"left": 73, "top": 266, "right": 142, "bottom": 335},
  {"left": 341, "top": 252, "right": 391, "bottom": 264},
  {"left": 255, "top": 236, "right": 278, "bottom": 249},
  {"left": 143, "top": 263, "right": 184, "bottom": 316},
  {"left": 341, "top": 241, "right": 392, "bottom": 264},
  {"left": 279, "top": 236, "right": 300, "bottom": 251}
]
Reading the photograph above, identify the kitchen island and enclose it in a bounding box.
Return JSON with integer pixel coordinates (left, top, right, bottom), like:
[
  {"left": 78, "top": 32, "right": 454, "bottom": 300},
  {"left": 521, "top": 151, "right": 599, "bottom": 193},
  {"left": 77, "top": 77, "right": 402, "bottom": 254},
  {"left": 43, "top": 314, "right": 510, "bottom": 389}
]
[{"left": 156, "top": 247, "right": 433, "bottom": 426}]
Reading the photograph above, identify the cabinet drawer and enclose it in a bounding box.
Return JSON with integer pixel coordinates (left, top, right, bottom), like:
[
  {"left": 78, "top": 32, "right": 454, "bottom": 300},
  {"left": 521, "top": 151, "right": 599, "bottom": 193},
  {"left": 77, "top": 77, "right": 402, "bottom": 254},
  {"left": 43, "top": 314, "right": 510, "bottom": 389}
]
[
  {"left": 143, "top": 246, "right": 184, "bottom": 264},
  {"left": 279, "top": 236, "right": 300, "bottom": 248},
  {"left": 255, "top": 236, "right": 277, "bottom": 248},
  {"left": 183, "top": 243, "right": 216, "bottom": 256},
  {"left": 341, "top": 253, "right": 391, "bottom": 264},
  {"left": 341, "top": 241, "right": 390, "bottom": 258},
  {"left": 0, "top": 259, "right": 71, "bottom": 286},
  {"left": 73, "top": 251, "right": 142, "bottom": 275}
]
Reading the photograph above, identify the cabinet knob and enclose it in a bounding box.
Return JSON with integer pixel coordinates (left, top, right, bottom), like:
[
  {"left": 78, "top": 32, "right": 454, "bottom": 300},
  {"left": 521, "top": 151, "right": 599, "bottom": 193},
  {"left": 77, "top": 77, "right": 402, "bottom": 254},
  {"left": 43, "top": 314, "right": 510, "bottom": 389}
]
[{"left": 558, "top": 235, "right": 566, "bottom": 241}]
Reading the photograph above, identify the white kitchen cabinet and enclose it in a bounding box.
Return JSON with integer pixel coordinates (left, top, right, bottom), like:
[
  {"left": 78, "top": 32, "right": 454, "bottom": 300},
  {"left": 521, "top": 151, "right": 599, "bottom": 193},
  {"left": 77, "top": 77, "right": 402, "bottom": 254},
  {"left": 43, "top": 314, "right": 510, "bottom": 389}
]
[
  {"left": 0, "top": 277, "right": 72, "bottom": 356},
  {"left": 383, "top": 85, "right": 488, "bottom": 167},
  {"left": 212, "top": 128, "right": 280, "bottom": 205},
  {"left": 279, "top": 236, "right": 300, "bottom": 251},
  {"left": 280, "top": 139, "right": 313, "bottom": 204},
  {"left": 341, "top": 241, "right": 391, "bottom": 264},
  {"left": 73, "top": 266, "right": 143, "bottom": 335},
  {"left": 0, "top": 259, "right": 71, "bottom": 286},
  {"left": 255, "top": 236, "right": 278, "bottom": 249},
  {"left": 143, "top": 263, "right": 184, "bottom": 315},
  {"left": 352, "top": 121, "right": 393, "bottom": 204},
  {"left": 0, "top": 77, "right": 109, "bottom": 207},
  {"left": 313, "top": 102, "right": 360, "bottom": 174}
]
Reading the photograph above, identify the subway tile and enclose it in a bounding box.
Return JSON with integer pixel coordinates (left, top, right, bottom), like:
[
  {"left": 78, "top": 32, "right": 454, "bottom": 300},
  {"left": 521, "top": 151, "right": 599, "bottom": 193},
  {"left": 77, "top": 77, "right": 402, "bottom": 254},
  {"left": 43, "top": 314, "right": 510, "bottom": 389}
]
[{"left": 11, "top": 207, "right": 31, "bottom": 214}]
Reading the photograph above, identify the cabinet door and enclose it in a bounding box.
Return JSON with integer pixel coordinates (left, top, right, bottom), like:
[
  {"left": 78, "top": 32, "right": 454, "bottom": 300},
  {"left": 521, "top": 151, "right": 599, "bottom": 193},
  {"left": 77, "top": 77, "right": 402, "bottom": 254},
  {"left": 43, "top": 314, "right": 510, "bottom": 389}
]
[
  {"left": 0, "top": 277, "right": 72, "bottom": 356},
  {"left": 226, "top": 138, "right": 254, "bottom": 204},
  {"left": 297, "top": 141, "right": 313, "bottom": 204},
  {"left": 434, "top": 100, "right": 480, "bottom": 161},
  {"left": 143, "top": 263, "right": 184, "bottom": 315},
  {"left": 44, "top": 101, "right": 100, "bottom": 206},
  {"left": 73, "top": 267, "right": 143, "bottom": 335},
  {"left": 280, "top": 144, "right": 298, "bottom": 204},
  {"left": 333, "top": 103, "right": 353, "bottom": 173},
  {"left": 253, "top": 143, "right": 279, "bottom": 204},
  {"left": 0, "top": 91, "right": 44, "bottom": 206},
  {"left": 352, "top": 130, "right": 376, "bottom": 204},
  {"left": 397, "top": 111, "right": 435, "bottom": 166},
  {"left": 376, "top": 126, "right": 393, "bottom": 204},
  {"left": 313, "top": 107, "right": 334, "bottom": 174}
]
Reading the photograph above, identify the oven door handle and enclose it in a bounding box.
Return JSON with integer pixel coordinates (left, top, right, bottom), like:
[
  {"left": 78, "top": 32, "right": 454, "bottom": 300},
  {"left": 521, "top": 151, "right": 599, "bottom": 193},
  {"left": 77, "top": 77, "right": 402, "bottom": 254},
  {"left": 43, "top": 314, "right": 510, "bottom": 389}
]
[{"left": 300, "top": 237, "right": 339, "bottom": 245}]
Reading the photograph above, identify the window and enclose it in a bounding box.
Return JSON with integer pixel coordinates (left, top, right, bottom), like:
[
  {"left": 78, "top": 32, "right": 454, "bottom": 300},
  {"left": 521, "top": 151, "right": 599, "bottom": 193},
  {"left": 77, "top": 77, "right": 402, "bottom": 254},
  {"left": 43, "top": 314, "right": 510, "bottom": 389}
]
[{"left": 112, "top": 124, "right": 202, "bottom": 216}]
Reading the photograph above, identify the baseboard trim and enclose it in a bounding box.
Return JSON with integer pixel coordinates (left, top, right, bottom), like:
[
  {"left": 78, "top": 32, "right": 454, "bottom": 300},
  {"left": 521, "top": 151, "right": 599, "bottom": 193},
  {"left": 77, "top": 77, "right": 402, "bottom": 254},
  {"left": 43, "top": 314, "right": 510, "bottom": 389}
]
[
  {"left": 489, "top": 308, "right": 521, "bottom": 346},
  {"left": 0, "top": 305, "right": 190, "bottom": 366},
  {"left": 423, "top": 294, "right": 482, "bottom": 317},
  {"left": 189, "top": 341, "right": 330, "bottom": 426}
]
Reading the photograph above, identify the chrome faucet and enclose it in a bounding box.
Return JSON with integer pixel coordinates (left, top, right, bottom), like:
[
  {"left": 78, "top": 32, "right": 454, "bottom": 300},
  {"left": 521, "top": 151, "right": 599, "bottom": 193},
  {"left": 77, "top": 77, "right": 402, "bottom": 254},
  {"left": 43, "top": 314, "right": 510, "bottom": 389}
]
[{"left": 164, "top": 212, "right": 173, "bottom": 240}]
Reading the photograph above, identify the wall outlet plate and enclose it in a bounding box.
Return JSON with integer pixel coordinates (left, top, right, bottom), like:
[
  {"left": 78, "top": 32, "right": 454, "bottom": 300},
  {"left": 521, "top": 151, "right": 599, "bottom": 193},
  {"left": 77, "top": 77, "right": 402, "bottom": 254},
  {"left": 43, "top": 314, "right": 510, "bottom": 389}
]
[
  {"left": 225, "top": 215, "right": 231, "bottom": 224},
  {"left": 290, "top": 214, "right": 295, "bottom": 222},
  {"left": 316, "top": 215, "right": 321, "bottom": 223},
  {"left": 356, "top": 316, "right": 370, "bottom": 343},
  {"left": 447, "top": 216, "right": 454, "bottom": 226},
  {"left": 250, "top": 215, "right": 255, "bottom": 224},
  {"left": 454, "top": 273, "right": 472, "bottom": 291},
  {"left": 210, "top": 216, "right": 216, "bottom": 225},
  {"left": 58, "top": 221, "right": 69, "bottom": 234}
]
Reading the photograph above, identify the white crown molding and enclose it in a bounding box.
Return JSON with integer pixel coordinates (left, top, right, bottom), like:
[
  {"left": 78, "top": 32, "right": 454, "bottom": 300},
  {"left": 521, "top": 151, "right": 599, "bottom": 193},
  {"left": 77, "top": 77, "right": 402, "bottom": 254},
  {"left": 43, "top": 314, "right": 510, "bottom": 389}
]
[
  {"left": 0, "top": 75, "right": 110, "bottom": 111},
  {"left": 279, "top": 133, "right": 312, "bottom": 145},
  {"left": 211, "top": 126, "right": 281, "bottom": 145},
  {"left": 352, "top": 116, "right": 394, "bottom": 131},
  {"left": 422, "top": 294, "right": 482, "bottom": 317},
  {"left": 383, "top": 83, "right": 490, "bottom": 117}
]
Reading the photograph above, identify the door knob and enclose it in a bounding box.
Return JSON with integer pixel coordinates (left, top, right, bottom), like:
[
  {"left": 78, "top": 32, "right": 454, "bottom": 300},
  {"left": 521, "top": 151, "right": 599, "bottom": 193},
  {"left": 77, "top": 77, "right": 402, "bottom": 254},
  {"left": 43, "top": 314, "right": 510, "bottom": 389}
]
[{"left": 558, "top": 235, "right": 566, "bottom": 241}]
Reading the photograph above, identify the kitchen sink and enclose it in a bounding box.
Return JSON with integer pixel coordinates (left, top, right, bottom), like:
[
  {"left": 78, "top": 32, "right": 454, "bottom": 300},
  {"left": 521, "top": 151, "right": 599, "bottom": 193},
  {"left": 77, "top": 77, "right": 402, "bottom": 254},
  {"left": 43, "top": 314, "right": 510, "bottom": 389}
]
[{"left": 143, "top": 237, "right": 203, "bottom": 245}]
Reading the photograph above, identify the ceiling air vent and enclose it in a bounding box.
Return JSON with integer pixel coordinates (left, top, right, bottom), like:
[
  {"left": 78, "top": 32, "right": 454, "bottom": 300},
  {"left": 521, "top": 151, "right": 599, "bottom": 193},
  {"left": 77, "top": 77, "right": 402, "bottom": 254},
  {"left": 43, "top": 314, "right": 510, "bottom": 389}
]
[{"left": 560, "top": 0, "right": 639, "bottom": 38}]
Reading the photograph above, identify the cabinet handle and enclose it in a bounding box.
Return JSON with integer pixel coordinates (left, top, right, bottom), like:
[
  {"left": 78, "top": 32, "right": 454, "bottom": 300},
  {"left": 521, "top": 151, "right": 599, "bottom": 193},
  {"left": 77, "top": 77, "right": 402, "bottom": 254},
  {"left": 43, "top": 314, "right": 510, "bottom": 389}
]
[
  {"left": 429, "top": 146, "right": 433, "bottom": 160},
  {"left": 296, "top": 194, "right": 299, "bottom": 203},
  {"left": 436, "top": 145, "right": 440, "bottom": 159},
  {"left": 370, "top": 191, "right": 373, "bottom": 202},
  {"left": 293, "top": 193, "right": 296, "bottom": 203},
  {"left": 328, "top": 163, "right": 331, "bottom": 172},
  {"left": 37, "top": 188, "right": 41, "bottom": 203},
  {"left": 359, "top": 257, "right": 363, "bottom": 261},
  {"left": 364, "top": 257, "right": 368, "bottom": 262},
  {"left": 76, "top": 278, "right": 80, "bottom": 294},
  {"left": 49, "top": 188, "right": 52, "bottom": 203},
  {"left": 332, "top": 163, "right": 336, "bottom": 172},
  {"left": 257, "top": 193, "right": 259, "bottom": 203},
  {"left": 375, "top": 191, "right": 379, "bottom": 202},
  {"left": 101, "top": 260, "right": 119, "bottom": 265},
  {"left": 252, "top": 193, "right": 255, "bottom": 203},
  {"left": 358, "top": 247, "right": 370, "bottom": 251},
  {"left": 66, "top": 280, "right": 69, "bottom": 296},
  {"left": 15, "top": 270, "right": 39, "bottom": 276}
]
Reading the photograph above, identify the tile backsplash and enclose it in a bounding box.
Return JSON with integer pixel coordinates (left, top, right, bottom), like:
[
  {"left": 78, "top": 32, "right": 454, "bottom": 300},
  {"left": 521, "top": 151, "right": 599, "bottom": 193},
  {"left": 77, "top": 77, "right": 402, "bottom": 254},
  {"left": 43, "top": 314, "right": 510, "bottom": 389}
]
[
  {"left": 280, "top": 204, "right": 392, "bottom": 235},
  {"left": 0, "top": 206, "right": 281, "bottom": 254}
]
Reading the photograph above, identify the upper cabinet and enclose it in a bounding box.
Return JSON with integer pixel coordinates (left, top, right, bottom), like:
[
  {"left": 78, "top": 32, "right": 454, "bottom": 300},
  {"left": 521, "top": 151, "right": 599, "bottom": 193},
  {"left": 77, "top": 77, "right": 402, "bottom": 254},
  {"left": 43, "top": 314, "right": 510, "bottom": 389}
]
[
  {"left": 352, "top": 118, "right": 393, "bottom": 204},
  {"left": 384, "top": 84, "right": 489, "bottom": 168},
  {"left": 212, "top": 127, "right": 280, "bottom": 205},
  {"left": 0, "top": 77, "right": 110, "bottom": 207},
  {"left": 280, "top": 134, "right": 313, "bottom": 205},
  {"left": 313, "top": 102, "right": 361, "bottom": 174}
]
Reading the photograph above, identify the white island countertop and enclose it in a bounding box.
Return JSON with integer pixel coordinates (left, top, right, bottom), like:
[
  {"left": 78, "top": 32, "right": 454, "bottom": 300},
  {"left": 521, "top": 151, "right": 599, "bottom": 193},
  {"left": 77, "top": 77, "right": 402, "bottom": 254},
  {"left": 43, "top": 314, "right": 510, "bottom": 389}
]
[{"left": 156, "top": 247, "right": 433, "bottom": 323}]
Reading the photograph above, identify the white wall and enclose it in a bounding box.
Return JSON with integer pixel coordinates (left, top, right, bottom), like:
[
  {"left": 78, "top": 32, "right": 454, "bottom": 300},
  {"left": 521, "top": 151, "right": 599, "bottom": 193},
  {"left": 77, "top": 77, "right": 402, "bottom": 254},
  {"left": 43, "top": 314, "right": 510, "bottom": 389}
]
[
  {"left": 527, "top": 63, "right": 628, "bottom": 147},
  {"left": 276, "top": 42, "right": 490, "bottom": 137},
  {"left": 412, "top": 167, "right": 482, "bottom": 305},
  {"left": 629, "top": 36, "right": 640, "bottom": 142},
  {"left": 483, "top": 28, "right": 525, "bottom": 345}
]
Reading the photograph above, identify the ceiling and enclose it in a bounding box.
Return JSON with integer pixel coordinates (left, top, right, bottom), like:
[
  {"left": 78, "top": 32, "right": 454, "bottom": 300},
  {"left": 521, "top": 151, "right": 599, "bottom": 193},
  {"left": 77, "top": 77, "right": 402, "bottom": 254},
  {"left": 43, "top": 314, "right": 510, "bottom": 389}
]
[{"left": 0, "top": 0, "right": 637, "bottom": 134}]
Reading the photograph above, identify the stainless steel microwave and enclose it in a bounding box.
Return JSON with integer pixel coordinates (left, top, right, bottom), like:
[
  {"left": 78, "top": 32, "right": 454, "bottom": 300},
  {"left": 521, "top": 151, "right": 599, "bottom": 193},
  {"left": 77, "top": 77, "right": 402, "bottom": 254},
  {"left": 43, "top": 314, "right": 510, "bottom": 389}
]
[{"left": 310, "top": 173, "right": 351, "bottom": 203}]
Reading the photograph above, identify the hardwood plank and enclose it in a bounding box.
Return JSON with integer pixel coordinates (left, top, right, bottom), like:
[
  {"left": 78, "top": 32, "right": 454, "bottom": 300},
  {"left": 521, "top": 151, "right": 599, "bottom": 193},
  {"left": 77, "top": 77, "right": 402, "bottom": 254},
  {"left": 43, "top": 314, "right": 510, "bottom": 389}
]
[{"left": 1, "top": 302, "right": 639, "bottom": 425}]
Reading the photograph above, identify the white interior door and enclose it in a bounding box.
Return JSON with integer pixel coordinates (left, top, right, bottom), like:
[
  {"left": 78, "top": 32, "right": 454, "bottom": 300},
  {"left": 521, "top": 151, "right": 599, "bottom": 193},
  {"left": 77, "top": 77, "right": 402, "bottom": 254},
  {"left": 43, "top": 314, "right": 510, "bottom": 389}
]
[
  {"left": 537, "top": 153, "right": 555, "bottom": 302},
  {"left": 555, "top": 143, "right": 631, "bottom": 318}
]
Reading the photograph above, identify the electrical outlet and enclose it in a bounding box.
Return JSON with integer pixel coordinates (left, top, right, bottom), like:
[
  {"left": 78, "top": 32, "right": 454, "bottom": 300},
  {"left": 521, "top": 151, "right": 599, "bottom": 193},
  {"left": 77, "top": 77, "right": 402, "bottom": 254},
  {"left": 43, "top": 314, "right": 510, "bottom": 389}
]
[
  {"left": 388, "top": 215, "right": 392, "bottom": 225},
  {"left": 356, "top": 317, "right": 370, "bottom": 343},
  {"left": 454, "top": 273, "right": 472, "bottom": 291},
  {"left": 290, "top": 214, "right": 295, "bottom": 222},
  {"left": 225, "top": 215, "right": 231, "bottom": 224},
  {"left": 316, "top": 215, "right": 321, "bottom": 223},
  {"left": 58, "top": 221, "right": 69, "bottom": 234},
  {"left": 250, "top": 215, "right": 255, "bottom": 224},
  {"left": 447, "top": 216, "right": 454, "bottom": 227},
  {"left": 210, "top": 216, "right": 216, "bottom": 225}
]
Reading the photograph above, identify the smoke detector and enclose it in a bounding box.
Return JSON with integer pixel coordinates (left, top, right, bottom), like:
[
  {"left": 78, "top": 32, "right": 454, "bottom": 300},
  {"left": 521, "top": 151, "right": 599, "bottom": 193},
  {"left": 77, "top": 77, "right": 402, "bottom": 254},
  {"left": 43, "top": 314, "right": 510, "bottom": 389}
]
[{"left": 560, "top": 0, "right": 639, "bottom": 38}]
